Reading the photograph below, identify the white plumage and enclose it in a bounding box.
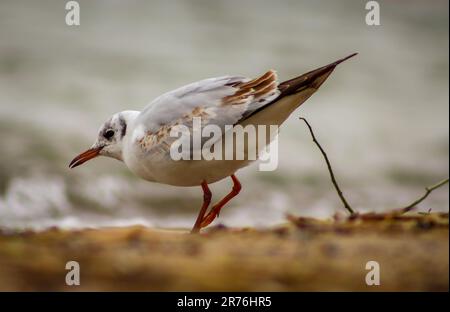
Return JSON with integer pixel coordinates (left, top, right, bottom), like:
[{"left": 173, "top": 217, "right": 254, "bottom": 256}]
[{"left": 69, "top": 54, "right": 357, "bottom": 232}]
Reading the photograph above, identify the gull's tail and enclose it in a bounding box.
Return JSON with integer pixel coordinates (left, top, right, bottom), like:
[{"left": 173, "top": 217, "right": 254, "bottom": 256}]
[
  {"left": 278, "top": 52, "right": 357, "bottom": 97},
  {"left": 240, "top": 53, "right": 357, "bottom": 125}
]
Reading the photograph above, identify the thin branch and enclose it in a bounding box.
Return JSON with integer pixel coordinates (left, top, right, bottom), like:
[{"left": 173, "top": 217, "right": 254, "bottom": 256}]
[
  {"left": 398, "top": 178, "right": 449, "bottom": 214},
  {"left": 299, "top": 117, "right": 355, "bottom": 215}
]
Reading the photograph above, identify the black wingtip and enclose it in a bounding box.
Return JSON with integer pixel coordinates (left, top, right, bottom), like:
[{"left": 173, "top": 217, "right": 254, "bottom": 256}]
[
  {"left": 278, "top": 53, "right": 358, "bottom": 97},
  {"left": 241, "top": 53, "right": 359, "bottom": 121},
  {"left": 333, "top": 52, "right": 358, "bottom": 66}
]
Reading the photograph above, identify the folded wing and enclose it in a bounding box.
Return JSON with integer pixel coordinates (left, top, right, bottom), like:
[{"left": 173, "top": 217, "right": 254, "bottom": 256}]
[{"left": 134, "top": 71, "right": 281, "bottom": 155}]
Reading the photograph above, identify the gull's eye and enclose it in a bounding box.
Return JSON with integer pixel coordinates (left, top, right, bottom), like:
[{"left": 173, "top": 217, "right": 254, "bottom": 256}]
[{"left": 104, "top": 129, "right": 115, "bottom": 140}]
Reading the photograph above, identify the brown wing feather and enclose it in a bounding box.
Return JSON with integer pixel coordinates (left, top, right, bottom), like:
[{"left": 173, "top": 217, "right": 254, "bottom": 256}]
[{"left": 222, "top": 70, "right": 278, "bottom": 106}]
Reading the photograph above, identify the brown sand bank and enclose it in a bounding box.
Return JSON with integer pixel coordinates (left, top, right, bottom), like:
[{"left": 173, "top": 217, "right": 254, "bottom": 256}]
[{"left": 0, "top": 212, "right": 448, "bottom": 291}]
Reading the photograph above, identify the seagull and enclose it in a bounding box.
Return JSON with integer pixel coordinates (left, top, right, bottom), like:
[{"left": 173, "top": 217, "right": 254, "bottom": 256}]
[{"left": 69, "top": 53, "right": 357, "bottom": 233}]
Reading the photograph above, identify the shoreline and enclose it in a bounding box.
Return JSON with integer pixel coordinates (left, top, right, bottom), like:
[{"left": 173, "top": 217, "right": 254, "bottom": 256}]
[{"left": 0, "top": 212, "right": 448, "bottom": 291}]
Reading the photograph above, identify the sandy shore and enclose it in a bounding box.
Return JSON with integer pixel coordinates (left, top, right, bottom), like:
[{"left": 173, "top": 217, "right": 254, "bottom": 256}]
[{"left": 0, "top": 212, "right": 448, "bottom": 291}]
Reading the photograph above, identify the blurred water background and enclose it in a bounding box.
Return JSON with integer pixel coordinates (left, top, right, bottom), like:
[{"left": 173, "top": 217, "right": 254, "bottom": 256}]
[{"left": 0, "top": 0, "right": 448, "bottom": 230}]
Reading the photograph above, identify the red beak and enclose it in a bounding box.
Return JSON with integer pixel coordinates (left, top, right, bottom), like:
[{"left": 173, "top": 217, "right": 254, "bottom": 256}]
[{"left": 69, "top": 147, "right": 102, "bottom": 169}]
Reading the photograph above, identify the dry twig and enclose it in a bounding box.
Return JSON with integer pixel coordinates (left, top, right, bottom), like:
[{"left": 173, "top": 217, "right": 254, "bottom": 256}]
[
  {"left": 299, "top": 117, "right": 448, "bottom": 217},
  {"left": 398, "top": 178, "right": 449, "bottom": 214},
  {"left": 299, "top": 117, "right": 355, "bottom": 215}
]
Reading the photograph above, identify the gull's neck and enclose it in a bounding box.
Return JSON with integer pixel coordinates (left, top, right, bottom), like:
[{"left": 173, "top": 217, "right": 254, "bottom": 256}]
[
  {"left": 120, "top": 110, "right": 141, "bottom": 132},
  {"left": 119, "top": 110, "right": 140, "bottom": 153}
]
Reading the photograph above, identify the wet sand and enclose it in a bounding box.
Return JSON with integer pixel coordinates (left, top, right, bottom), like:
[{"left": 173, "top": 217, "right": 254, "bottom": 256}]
[{"left": 0, "top": 212, "right": 447, "bottom": 291}]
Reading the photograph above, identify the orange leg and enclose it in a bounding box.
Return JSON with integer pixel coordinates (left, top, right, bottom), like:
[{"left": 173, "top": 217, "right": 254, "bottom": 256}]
[
  {"left": 191, "top": 181, "right": 212, "bottom": 233},
  {"left": 201, "top": 174, "right": 241, "bottom": 228}
]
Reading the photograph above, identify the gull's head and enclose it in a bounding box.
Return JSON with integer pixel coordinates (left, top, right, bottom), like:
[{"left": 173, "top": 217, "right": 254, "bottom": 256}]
[{"left": 69, "top": 110, "right": 139, "bottom": 169}]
